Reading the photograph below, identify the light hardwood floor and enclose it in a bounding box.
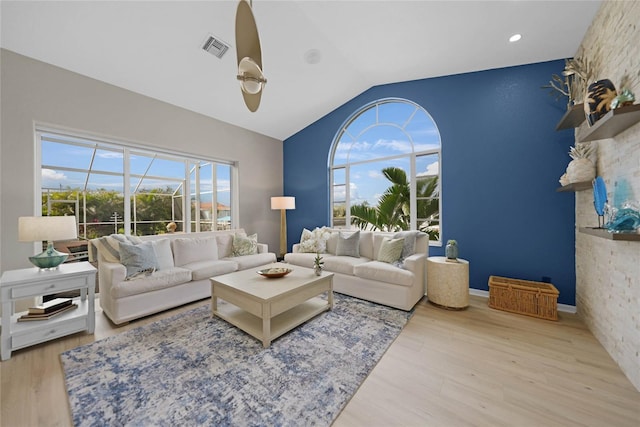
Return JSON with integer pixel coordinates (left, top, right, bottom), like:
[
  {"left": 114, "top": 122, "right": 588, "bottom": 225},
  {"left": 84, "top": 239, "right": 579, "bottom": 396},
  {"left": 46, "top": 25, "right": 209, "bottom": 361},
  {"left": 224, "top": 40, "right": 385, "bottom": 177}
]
[{"left": 1, "top": 295, "right": 638, "bottom": 426}]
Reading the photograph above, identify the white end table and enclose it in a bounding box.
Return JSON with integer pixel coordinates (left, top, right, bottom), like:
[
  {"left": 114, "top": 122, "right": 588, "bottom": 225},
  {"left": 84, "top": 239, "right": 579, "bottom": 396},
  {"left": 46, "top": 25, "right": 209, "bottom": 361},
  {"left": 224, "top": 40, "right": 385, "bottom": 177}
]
[
  {"left": 1, "top": 262, "right": 96, "bottom": 360},
  {"left": 426, "top": 256, "right": 469, "bottom": 309}
]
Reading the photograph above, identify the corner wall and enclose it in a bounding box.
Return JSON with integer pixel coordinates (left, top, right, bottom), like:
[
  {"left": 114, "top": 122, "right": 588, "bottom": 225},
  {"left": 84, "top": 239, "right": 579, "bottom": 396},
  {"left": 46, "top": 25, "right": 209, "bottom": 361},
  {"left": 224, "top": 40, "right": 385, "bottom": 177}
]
[
  {"left": 574, "top": 1, "right": 640, "bottom": 391},
  {"left": 284, "top": 60, "right": 578, "bottom": 305},
  {"left": 0, "top": 49, "right": 283, "bottom": 272}
]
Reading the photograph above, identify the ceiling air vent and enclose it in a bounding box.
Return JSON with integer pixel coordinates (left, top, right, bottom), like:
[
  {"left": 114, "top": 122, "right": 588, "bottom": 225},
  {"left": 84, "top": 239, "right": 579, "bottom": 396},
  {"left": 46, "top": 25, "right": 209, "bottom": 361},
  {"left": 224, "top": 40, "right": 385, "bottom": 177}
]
[{"left": 201, "top": 35, "right": 230, "bottom": 59}]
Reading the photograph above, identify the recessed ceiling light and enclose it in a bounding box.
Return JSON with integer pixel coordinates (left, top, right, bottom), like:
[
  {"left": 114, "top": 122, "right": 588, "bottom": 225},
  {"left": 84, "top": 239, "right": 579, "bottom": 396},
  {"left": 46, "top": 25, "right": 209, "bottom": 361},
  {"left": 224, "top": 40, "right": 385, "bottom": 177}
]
[
  {"left": 509, "top": 34, "right": 522, "bottom": 43},
  {"left": 304, "top": 49, "right": 322, "bottom": 65}
]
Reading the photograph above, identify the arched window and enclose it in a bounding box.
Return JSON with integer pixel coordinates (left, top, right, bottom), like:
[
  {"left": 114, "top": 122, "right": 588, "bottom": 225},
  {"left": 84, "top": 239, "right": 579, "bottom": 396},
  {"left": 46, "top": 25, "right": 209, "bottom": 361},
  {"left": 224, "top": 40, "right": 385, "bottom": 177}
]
[{"left": 330, "top": 98, "right": 441, "bottom": 243}]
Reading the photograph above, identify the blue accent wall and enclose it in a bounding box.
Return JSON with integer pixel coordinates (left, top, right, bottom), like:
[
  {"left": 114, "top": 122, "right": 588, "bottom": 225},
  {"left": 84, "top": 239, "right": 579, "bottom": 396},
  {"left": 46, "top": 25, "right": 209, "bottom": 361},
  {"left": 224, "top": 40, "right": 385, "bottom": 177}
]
[{"left": 284, "top": 60, "right": 577, "bottom": 305}]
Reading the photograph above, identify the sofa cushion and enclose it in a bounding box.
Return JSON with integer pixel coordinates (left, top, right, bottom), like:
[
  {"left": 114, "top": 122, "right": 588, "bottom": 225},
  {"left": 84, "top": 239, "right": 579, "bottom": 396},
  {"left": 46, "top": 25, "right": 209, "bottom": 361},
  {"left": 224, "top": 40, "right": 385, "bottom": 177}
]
[
  {"left": 183, "top": 260, "right": 238, "bottom": 281},
  {"left": 118, "top": 241, "right": 158, "bottom": 279},
  {"left": 111, "top": 267, "right": 192, "bottom": 299},
  {"left": 353, "top": 261, "right": 414, "bottom": 287},
  {"left": 377, "top": 237, "right": 405, "bottom": 264},
  {"left": 336, "top": 230, "right": 360, "bottom": 257},
  {"left": 216, "top": 234, "right": 234, "bottom": 258},
  {"left": 226, "top": 252, "right": 278, "bottom": 270},
  {"left": 172, "top": 237, "right": 218, "bottom": 266},
  {"left": 284, "top": 252, "right": 335, "bottom": 268},
  {"left": 152, "top": 238, "right": 174, "bottom": 270},
  {"left": 232, "top": 233, "right": 258, "bottom": 256},
  {"left": 323, "top": 255, "right": 370, "bottom": 275}
]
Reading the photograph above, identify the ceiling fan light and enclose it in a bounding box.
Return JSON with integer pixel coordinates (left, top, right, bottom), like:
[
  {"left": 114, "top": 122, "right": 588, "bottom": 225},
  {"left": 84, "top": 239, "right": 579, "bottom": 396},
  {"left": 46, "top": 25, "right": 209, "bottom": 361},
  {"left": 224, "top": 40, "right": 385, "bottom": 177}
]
[{"left": 237, "top": 56, "right": 266, "bottom": 95}]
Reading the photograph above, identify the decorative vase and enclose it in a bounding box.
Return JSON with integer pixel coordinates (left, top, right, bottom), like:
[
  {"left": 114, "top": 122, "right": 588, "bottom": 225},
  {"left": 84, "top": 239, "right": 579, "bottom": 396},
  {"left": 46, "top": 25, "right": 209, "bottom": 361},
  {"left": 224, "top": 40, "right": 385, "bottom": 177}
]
[
  {"left": 314, "top": 266, "right": 322, "bottom": 276},
  {"left": 566, "top": 158, "right": 596, "bottom": 183},
  {"left": 445, "top": 240, "right": 458, "bottom": 261},
  {"left": 584, "top": 79, "right": 617, "bottom": 126}
]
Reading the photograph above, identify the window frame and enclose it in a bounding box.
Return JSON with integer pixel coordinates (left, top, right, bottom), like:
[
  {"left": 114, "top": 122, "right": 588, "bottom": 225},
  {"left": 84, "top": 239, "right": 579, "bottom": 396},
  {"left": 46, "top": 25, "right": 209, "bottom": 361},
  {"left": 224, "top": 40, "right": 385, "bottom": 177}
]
[
  {"left": 329, "top": 98, "right": 442, "bottom": 245},
  {"left": 35, "top": 125, "right": 238, "bottom": 238}
]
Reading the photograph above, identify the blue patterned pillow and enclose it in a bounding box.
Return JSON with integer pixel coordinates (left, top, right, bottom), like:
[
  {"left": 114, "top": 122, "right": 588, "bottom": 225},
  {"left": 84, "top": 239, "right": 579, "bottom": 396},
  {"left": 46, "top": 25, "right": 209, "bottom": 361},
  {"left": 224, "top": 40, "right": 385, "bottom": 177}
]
[{"left": 118, "top": 241, "right": 158, "bottom": 279}]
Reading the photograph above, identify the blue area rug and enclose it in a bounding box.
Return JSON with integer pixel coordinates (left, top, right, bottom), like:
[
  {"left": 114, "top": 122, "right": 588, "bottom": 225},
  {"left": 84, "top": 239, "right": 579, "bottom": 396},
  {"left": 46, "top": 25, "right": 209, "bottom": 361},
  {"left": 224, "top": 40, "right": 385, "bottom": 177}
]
[{"left": 61, "top": 294, "right": 411, "bottom": 426}]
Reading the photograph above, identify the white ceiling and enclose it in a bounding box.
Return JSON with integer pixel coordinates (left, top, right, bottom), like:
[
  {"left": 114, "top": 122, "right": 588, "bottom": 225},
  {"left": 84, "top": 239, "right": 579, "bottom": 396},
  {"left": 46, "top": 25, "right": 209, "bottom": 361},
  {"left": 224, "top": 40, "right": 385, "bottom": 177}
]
[{"left": 1, "top": 0, "right": 602, "bottom": 141}]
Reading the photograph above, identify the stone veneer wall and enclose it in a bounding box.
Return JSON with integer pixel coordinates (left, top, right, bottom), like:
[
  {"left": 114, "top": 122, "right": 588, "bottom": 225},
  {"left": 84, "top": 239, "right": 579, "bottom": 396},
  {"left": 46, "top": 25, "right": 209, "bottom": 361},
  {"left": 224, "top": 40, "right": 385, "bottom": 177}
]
[{"left": 573, "top": 1, "right": 640, "bottom": 391}]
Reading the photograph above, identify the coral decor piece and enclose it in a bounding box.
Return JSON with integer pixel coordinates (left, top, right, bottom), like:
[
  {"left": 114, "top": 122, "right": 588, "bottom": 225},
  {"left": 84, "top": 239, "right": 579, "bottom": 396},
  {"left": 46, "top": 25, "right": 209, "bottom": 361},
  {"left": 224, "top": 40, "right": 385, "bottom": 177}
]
[{"left": 566, "top": 143, "right": 596, "bottom": 183}]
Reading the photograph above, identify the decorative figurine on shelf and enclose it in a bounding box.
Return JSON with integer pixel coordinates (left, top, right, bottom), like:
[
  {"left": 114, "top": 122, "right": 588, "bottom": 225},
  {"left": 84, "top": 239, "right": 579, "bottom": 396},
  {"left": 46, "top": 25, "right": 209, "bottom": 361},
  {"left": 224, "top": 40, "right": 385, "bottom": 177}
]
[
  {"left": 610, "top": 88, "right": 635, "bottom": 109},
  {"left": 166, "top": 222, "right": 177, "bottom": 233},
  {"left": 445, "top": 240, "right": 459, "bottom": 262},
  {"left": 606, "top": 201, "right": 640, "bottom": 233},
  {"left": 593, "top": 176, "right": 608, "bottom": 229},
  {"left": 314, "top": 252, "right": 324, "bottom": 276},
  {"left": 584, "top": 79, "right": 617, "bottom": 126}
]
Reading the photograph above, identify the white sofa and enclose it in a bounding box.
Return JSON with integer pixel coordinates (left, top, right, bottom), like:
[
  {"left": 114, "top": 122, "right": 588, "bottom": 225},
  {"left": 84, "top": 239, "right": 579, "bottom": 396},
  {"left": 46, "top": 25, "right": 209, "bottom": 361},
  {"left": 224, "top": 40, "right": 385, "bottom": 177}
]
[
  {"left": 284, "top": 228, "right": 428, "bottom": 310},
  {"left": 90, "top": 229, "right": 276, "bottom": 325}
]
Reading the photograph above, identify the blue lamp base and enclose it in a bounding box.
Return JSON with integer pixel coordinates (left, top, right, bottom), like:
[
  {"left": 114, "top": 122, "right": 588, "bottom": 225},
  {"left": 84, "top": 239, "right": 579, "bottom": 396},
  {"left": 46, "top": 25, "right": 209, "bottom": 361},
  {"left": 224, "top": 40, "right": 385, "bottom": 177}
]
[{"left": 29, "top": 242, "right": 69, "bottom": 270}]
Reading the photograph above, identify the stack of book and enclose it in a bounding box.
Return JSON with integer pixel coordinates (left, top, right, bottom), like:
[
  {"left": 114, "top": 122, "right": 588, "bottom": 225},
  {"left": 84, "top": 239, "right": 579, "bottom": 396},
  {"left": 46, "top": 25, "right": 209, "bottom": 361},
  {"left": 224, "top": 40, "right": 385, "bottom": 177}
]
[{"left": 18, "top": 298, "right": 78, "bottom": 322}]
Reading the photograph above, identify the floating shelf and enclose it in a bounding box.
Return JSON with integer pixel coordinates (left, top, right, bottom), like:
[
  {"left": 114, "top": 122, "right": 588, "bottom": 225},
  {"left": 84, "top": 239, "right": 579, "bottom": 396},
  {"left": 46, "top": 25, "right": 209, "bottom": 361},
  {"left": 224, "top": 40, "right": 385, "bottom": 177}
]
[
  {"left": 579, "top": 227, "right": 640, "bottom": 241},
  {"left": 556, "top": 181, "right": 592, "bottom": 192},
  {"left": 578, "top": 104, "right": 640, "bottom": 142},
  {"left": 555, "top": 103, "right": 586, "bottom": 130}
]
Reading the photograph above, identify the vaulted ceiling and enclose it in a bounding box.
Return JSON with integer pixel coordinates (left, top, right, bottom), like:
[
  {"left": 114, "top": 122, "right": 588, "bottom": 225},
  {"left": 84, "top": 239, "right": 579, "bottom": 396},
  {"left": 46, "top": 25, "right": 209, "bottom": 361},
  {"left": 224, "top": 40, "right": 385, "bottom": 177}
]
[{"left": 1, "top": 1, "right": 601, "bottom": 140}]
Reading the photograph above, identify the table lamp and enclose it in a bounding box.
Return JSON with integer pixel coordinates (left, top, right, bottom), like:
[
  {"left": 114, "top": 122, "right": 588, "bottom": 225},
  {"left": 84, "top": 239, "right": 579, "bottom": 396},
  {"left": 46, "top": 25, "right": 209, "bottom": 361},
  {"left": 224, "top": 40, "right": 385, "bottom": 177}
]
[
  {"left": 18, "top": 216, "right": 78, "bottom": 269},
  {"left": 271, "top": 196, "right": 295, "bottom": 258}
]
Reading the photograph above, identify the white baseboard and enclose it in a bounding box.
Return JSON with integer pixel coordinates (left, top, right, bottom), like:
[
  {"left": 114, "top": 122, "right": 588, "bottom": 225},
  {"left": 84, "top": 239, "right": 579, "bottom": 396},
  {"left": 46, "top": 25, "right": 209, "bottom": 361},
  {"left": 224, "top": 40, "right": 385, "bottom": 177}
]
[{"left": 468, "top": 289, "right": 577, "bottom": 314}]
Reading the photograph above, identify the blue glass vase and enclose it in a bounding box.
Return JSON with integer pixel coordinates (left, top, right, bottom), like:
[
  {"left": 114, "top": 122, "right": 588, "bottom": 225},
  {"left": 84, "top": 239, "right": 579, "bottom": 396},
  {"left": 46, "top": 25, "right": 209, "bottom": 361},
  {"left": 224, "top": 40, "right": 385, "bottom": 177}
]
[{"left": 445, "top": 240, "right": 458, "bottom": 260}]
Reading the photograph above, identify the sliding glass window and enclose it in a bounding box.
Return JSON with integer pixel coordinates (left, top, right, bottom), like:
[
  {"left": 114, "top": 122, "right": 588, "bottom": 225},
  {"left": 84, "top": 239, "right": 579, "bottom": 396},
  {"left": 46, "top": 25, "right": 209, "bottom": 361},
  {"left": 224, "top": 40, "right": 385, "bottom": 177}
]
[{"left": 37, "top": 130, "right": 236, "bottom": 240}]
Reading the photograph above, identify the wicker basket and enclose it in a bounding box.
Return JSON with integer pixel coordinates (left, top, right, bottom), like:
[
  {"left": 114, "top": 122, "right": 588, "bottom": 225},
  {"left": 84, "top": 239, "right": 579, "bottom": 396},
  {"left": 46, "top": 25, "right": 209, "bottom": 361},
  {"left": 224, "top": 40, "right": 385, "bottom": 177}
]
[{"left": 488, "top": 276, "right": 559, "bottom": 321}]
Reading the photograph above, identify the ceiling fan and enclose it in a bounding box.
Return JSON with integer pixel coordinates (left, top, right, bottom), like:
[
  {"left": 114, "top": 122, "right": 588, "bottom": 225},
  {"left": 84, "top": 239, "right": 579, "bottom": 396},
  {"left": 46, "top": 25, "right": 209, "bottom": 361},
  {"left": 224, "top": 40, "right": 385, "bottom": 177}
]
[{"left": 235, "top": 0, "right": 266, "bottom": 112}]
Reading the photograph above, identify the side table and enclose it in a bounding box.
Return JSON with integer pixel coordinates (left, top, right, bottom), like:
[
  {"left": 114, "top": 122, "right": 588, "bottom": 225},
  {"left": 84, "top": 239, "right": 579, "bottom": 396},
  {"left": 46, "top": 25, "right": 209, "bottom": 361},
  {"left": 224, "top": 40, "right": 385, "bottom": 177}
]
[
  {"left": 426, "top": 256, "right": 469, "bottom": 309},
  {"left": 1, "top": 261, "right": 96, "bottom": 360}
]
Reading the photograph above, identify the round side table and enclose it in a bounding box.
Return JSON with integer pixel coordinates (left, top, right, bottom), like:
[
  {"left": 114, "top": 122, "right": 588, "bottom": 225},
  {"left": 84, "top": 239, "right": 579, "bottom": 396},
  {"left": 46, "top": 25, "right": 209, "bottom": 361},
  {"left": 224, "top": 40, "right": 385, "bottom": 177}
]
[{"left": 426, "top": 256, "right": 469, "bottom": 310}]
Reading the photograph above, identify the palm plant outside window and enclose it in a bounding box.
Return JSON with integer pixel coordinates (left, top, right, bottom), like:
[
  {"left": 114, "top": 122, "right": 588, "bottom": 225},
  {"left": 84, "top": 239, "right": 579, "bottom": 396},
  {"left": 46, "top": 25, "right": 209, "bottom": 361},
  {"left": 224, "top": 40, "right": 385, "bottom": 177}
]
[{"left": 330, "top": 99, "right": 441, "bottom": 243}]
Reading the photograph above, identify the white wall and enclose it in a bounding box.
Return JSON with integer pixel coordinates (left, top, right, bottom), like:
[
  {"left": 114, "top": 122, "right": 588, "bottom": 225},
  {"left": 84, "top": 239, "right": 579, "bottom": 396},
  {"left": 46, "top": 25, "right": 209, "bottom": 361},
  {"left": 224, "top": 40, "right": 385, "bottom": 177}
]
[
  {"left": 574, "top": 1, "right": 640, "bottom": 391},
  {"left": 0, "top": 49, "right": 283, "bottom": 272}
]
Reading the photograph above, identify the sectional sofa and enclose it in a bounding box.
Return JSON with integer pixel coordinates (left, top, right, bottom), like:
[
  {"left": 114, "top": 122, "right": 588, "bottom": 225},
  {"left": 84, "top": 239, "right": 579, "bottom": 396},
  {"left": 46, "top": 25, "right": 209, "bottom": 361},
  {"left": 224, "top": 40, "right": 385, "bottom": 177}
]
[
  {"left": 89, "top": 229, "right": 276, "bottom": 324},
  {"left": 284, "top": 228, "right": 428, "bottom": 310}
]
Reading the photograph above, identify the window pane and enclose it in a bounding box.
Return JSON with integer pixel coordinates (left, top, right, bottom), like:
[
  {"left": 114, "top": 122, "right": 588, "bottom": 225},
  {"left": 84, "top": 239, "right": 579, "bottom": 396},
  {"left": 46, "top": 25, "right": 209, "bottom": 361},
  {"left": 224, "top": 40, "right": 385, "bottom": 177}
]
[
  {"left": 39, "top": 131, "right": 234, "bottom": 242},
  {"left": 42, "top": 140, "right": 94, "bottom": 169},
  {"left": 217, "top": 164, "right": 232, "bottom": 230},
  {"left": 378, "top": 101, "right": 416, "bottom": 125}
]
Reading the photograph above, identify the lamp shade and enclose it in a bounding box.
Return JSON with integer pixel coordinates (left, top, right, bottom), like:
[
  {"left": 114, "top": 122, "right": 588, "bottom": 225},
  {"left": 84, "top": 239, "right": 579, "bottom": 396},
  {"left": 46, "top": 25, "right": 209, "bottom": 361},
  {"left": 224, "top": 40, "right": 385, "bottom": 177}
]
[
  {"left": 271, "top": 197, "right": 295, "bottom": 210},
  {"left": 18, "top": 216, "right": 78, "bottom": 242}
]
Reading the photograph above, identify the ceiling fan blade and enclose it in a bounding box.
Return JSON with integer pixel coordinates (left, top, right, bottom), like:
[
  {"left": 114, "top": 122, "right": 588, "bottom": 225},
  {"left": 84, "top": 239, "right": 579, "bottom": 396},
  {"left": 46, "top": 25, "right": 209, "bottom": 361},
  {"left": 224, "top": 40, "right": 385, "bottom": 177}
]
[
  {"left": 235, "top": 0, "right": 264, "bottom": 112},
  {"left": 236, "top": 0, "right": 262, "bottom": 67}
]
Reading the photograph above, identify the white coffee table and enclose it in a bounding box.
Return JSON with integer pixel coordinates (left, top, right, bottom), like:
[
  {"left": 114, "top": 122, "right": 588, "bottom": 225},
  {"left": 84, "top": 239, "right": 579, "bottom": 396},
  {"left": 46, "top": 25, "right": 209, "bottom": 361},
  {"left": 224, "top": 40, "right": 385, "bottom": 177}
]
[{"left": 210, "top": 263, "right": 334, "bottom": 347}]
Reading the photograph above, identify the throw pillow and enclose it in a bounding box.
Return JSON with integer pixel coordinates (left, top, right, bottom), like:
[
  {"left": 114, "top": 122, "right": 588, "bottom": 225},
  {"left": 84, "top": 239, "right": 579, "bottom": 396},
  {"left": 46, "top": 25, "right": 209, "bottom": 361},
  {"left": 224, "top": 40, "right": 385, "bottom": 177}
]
[
  {"left": 336, "top": 230, "right": 360, "bottom": 257},
  {"left": 151, "top": 239, "right": 174, "bottom": 270},
  {"left": 393, "top": 230, "right": 419, "bottom": 261},
  {"left": 216, "top": 234, "right": 234, "bottom": 258},
  {"left": 172, "top": 237, "right": 218, "bottom": 266},
  {"left": 299, "top": 227, "right": 331, "bottom": 253},
  {"left": 233, "top": 233, "right": 258, "bottom": 256},
  {"left": 377, "top": 237, "right": 405, "bottom": 264},
  {"left": 118, "top": 241, "right": 158, "bottom": 279},
  {"left": 92, "top": 234, "right": 141, "bottom": 263}
]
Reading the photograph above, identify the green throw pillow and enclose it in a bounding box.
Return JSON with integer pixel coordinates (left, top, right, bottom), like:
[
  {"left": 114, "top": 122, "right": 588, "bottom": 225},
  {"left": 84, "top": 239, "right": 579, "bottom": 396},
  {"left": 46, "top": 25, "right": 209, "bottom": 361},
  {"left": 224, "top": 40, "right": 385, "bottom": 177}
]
[
  {"left": 233, "top": 233, "right": 258, "bottom": 256},
  {"left": 377, "top": 237, "right": 405, "bottom": 264}
]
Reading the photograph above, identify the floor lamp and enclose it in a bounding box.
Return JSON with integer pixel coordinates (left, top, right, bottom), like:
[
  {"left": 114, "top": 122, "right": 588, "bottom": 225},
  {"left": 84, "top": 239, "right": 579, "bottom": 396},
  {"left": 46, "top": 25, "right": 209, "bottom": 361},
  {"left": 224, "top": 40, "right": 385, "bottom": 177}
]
[{"left": 271, "top": 196, "right": 295, "bottom": 258}]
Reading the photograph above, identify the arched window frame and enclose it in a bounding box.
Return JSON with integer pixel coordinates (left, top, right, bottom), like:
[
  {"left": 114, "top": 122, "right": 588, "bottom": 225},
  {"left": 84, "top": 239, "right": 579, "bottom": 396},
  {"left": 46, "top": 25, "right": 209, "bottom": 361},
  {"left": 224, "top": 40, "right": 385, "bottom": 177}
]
[{"left": 329, "top": 98, "right": 442, "bottom": 245}]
